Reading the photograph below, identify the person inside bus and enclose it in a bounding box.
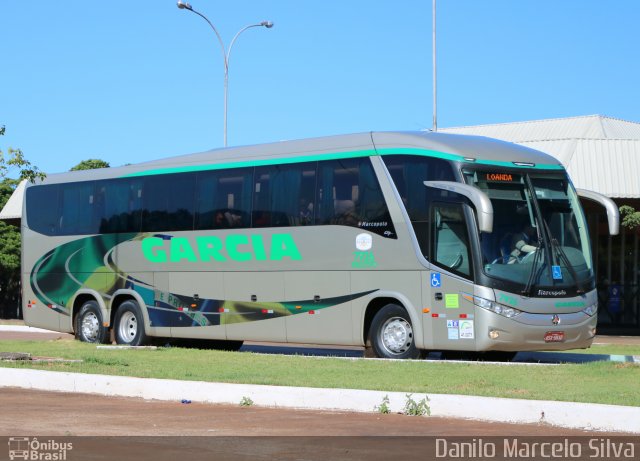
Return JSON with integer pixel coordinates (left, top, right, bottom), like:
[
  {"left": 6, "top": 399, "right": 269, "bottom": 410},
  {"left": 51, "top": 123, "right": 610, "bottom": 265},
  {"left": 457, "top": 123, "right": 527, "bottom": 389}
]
[{"left": 508, "top": 224, "right": 538, "bottom": 263}]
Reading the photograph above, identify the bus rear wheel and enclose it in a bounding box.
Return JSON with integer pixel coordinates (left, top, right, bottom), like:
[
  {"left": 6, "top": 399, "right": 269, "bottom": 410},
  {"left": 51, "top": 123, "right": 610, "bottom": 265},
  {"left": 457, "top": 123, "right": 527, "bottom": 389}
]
[
  {"left": 75, "top": 301, "right": 110, "bottom": 344},
  {"left": 368, "top": 304, "right": 425, "bottom": 360},
  {"left": 114, "top": 300, "right": 149, "bottom": 346}
]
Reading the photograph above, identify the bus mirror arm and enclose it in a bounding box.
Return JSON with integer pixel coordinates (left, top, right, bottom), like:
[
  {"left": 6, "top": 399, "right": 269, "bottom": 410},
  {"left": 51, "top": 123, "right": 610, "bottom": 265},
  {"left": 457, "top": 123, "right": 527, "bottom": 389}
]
[
  {"left": 424, "top": 181, "right": 494, "bottom": 233},
  {"left": 576, "top": 189, "right": 620, "bottom": 236}
]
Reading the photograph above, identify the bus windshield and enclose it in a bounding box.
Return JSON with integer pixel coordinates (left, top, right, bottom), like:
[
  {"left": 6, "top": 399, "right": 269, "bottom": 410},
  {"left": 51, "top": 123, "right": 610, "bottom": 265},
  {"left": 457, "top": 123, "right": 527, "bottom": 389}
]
[{"left": 464, "top": 169, "right": 593, "bottom": 293}]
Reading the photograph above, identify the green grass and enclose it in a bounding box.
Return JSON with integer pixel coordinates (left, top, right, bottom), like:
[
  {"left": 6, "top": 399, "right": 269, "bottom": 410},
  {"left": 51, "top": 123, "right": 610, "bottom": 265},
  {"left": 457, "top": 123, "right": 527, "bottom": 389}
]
[
  {"left": 0, "top": 339, "right": 638, "bottom": 407},
  {"left": 544, "top": 343, "right": 640, "bottom": 356}
]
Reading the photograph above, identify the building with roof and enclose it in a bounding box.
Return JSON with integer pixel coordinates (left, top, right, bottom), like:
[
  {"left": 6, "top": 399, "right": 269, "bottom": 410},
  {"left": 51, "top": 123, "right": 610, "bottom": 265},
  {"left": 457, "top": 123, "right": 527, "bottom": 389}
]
[{"left": 441, "top": 115, "right": 640, "bottom": 334}]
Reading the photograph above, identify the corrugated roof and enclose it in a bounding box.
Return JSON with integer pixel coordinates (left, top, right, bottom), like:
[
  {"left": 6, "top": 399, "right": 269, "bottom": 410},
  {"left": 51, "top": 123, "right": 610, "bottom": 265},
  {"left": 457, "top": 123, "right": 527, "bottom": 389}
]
[
  {"left": 440, "top": 115, "right": 640, "bottom": 198},
  {"left": 520, "top": 139, "right": 640, "bottom": 198},
  {"left": 441, "top": 115, "right": 640, "bottom": 142},
  {"left": 0, "top": 180, "right": 26, "bottom": 222}
]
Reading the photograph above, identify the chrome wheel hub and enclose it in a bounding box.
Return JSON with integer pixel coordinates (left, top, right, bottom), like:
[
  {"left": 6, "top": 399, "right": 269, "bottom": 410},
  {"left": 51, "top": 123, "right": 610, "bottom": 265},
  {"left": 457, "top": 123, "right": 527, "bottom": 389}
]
[
  {"left": 81, "top": 312, "right": 100, "bottom": 342},
  {"left": 381, "top": 317, "right": 413, "bottom": 355}
]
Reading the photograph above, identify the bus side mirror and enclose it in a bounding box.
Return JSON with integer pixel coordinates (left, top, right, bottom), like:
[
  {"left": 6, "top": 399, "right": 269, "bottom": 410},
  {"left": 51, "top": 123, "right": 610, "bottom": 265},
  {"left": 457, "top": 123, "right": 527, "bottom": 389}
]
[
  {"left": 424, "top": 181, "right": 494, "bottom": 233},
  {"left": 576, "top": 189, "right": 620, "bottom": 236}
]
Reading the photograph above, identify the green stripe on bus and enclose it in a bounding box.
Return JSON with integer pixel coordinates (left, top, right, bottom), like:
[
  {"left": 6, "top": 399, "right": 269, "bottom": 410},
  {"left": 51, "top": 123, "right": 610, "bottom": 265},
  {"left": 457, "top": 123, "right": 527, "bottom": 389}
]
[{"left": 120, "top": 147, "right": 563, "bottom": 178}]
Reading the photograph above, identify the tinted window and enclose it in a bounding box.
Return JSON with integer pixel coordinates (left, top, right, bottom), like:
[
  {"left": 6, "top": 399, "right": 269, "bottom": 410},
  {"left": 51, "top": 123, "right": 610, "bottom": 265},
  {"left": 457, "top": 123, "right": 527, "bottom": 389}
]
[
  {"left": 317, "top": 158, "right": 394, "bottom": 238},
  {"left": 95, "top": 178, "right": 142, "bottom": 233},
  {"left": 141, "top": 173, "right": 195, "bottom": 232},
  {"left": 383, "top": 155, "right": 456, "bottom": 254},
  {"left": 60, "top": 182, "right": 95, "bottom": 235},
  {"left": 26, "top": 184, "right": 61, "bottom": 235},
  {"left": 253, "top": 162, "right": 317, "bottom": 228},
  {"left": 195, "top": 168, "right": 252, "bottom": 230}
]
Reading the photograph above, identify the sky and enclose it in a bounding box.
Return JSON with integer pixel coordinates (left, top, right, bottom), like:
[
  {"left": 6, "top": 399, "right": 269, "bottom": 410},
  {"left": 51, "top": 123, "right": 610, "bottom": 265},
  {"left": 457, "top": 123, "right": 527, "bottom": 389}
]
[{"left": 1, "top": 0, "right": 639, "bottom": 175}]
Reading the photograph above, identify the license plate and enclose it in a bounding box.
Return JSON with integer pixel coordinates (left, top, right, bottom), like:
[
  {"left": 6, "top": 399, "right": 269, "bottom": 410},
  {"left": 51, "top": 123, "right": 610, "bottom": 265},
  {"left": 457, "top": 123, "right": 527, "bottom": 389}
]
[{"left": 544, "top": 331, "right": 565, "bottom": 343}]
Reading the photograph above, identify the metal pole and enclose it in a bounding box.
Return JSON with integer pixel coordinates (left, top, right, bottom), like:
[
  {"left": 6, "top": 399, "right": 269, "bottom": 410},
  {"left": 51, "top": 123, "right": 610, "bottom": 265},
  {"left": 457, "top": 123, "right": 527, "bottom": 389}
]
[
  {"left": 178, "top": 2, "right": 273, "bottom": 147},
  {"left": 432, "top": 0, "right": 437, "bottom": 132}
]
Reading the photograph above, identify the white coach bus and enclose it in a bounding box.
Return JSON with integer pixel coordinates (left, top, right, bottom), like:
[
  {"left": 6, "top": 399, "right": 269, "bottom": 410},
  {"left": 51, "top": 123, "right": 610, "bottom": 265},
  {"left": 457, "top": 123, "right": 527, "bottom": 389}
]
[{"left": 14, "top": 131, "right": 619, "bottom": 359}]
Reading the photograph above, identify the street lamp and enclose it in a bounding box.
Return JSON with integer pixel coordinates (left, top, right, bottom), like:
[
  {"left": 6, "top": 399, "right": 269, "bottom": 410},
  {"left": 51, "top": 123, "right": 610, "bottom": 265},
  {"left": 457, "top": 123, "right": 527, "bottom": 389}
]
[{"left": 177, "top": 1, "right": 273, "bottom": 147}]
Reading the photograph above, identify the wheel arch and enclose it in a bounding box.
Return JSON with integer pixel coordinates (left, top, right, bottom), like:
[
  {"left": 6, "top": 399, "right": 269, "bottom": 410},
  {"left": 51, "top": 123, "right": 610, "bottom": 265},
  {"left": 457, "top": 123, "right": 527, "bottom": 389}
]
[
  {"left": 71, "top": 290, "right": 108, "bottom": 334},
  {"left": 362, "top": 292, "right": 424, "bottom": 349},
  {"left": 109, "top": 289, "right": 150, "bottom": 331}
]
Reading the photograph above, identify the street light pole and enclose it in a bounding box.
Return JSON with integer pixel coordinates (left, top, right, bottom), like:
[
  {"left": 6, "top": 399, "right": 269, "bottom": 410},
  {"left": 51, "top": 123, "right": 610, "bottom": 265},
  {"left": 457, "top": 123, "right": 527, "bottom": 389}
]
[
  {"left": 177, "top": 1, "right": 273, "bottom": 147},
  {"left": 432, "top": 0, "right": 437, "bottom": 132}
]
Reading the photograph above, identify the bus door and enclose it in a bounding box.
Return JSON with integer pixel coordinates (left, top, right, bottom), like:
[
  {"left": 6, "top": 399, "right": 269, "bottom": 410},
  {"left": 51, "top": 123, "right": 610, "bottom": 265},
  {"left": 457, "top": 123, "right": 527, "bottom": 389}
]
[{"left": 424, "top": 202, "right": 477, "bottom": 350}]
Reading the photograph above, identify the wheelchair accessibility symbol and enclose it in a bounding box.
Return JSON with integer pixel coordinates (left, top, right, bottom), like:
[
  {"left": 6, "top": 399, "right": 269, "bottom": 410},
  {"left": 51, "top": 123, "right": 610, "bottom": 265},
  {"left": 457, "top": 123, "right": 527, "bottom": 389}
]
[
  {"left": 431, "top": 273, "right": 441, "bottom": 287},
  {"left": 552, "top": 265, "right": 563, "bottom": 280}
]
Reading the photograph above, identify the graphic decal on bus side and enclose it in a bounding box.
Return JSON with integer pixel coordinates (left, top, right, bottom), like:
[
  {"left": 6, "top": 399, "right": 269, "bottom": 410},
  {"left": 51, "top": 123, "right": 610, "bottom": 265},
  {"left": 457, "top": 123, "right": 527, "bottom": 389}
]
[
  {"left": 145, "top": 287, "right": 376, "bottom": 328},
  {"left": 30, "top": 234, "right": 374, "bottom": 326}
]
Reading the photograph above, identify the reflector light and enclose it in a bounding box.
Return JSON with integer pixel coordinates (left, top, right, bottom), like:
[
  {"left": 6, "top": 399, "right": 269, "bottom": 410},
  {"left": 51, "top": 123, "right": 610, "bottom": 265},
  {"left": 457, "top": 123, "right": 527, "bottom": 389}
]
[
  {"left": 460, "top": 314, "right": 467, "bottom": 318},
  {"left": 308, "top": 310, "right": 315, "bottom": 315},
  {"left": 432, "top": 313, "right": 439, "bottom": 318}
]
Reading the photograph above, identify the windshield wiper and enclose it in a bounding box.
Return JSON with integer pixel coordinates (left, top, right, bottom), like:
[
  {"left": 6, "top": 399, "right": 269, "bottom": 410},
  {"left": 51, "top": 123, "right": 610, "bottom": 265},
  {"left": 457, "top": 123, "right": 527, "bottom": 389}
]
[
  {"left": 542, "top": 220, "right": 585, "bottom": 295},
  {"left": 522, "top": 226, "right": 546, "bottom": 297}
]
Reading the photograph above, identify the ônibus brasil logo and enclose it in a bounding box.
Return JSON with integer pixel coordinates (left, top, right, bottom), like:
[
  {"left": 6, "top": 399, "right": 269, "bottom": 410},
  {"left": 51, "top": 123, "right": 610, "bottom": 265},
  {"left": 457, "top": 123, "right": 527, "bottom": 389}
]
[{"left": 8, "top": 437, "right": 73, "bottom": 460}]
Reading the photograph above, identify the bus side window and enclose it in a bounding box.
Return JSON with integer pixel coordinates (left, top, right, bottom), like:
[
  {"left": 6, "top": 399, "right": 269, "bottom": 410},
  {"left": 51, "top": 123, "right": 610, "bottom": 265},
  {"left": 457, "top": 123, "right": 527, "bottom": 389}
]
[
  {"left": 26, "top": 184, "right": 61, "bottom": 235},
  {"left": 253, "top": 162, "right": 316, "bottom": 228},
  {"left": 60, "top": 182, "right": 95, "bottom": 235},
  {"left": 195, "top": 168, "right": 253, "bottom": 230},
  {"left": 97, "top": 178, "right": 142, "bottom": 233},
  {"left": 316, "top": 157, "right": 393, "bottom": 237},
  {"left": 431, "top": 204, "right": 472, "bottom": 278}
]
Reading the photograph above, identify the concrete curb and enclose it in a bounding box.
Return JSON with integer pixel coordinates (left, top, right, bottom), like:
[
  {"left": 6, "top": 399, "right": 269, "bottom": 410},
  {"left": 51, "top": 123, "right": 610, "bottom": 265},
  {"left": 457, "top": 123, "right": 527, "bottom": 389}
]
[
  {"left": 0, "top": 325, "right": 63, "bottom": 333},
  {"left": 1, "top": 368, "right": 639, "bottom": 433}
]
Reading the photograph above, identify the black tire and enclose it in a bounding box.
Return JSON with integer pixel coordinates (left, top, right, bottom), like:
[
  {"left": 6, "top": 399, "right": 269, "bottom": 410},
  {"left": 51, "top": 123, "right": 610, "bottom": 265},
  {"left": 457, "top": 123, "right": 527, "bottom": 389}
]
[
  {"left": 368, "top": 304, "right": 425, "bottom": 360},
  {"left": 114, "top": 300, "right": 150, "bottom": 346},
  {"left": 75, "top": 300, "right": 110, "bottom": 344}
]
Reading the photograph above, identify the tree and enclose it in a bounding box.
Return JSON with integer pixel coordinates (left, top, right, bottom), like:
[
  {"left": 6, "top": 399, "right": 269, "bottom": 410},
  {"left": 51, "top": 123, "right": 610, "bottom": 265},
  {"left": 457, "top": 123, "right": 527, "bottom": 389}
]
[
  {"left": 620, "top": 205, "right": 640, "bottom": 230},
  {"left": 0, "top": 125, "right": 46, "bottom": 182},
  {"left": 0, "top": 179, "right": 22, "bottom": 318},
  {"left": 0, "top": 125, "right": 46, "bottom": 318},
  {"left": 70, "top": 159, "right": 110, "bottom": 171}
]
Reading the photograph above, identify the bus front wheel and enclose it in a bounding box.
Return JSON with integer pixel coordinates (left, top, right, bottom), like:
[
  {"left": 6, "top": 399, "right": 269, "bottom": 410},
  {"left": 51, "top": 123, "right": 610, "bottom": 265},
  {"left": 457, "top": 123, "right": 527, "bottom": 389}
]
[
  {"left": 368, "top": 304, "right": 425, "bottom": 360},
  {"left": 114, "top": 300, "right": 149, "bottom": 346},
  {"left": 75, "top": 301, "right": 110, "bottom": 344}
]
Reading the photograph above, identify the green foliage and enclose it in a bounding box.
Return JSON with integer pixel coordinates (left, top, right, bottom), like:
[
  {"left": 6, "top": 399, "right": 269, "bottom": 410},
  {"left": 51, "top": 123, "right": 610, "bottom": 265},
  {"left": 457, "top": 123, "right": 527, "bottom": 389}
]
[
  {"left": 374, "top": 394, "right": 391, "bottom": 414},
  {"left": 0, "top": 125, "right": 46, "bottom": 317},
  {"left": 0, "top": 179, "right": 23, "bottom": 318},
  {"left": 239, "top": 396, "right": 254, "bottom": 407},
  {"left": 620, "top": 205, "right": 640, "bottom": 229},
  {"left": 0, "top": 125, "right": 46, "bottom": 183},
  {"left": 402, "top": 394, "right": 431, "bottom": 416},
  {"left": 70, "top": 159, "right": 110, "bottom": 171}
]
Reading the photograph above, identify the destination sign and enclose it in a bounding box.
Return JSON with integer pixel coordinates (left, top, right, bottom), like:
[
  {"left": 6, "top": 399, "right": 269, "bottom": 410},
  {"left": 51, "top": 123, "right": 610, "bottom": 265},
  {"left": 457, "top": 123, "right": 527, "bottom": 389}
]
[{"left": 483, "top": 173, "right": 521, "bottom": 183}]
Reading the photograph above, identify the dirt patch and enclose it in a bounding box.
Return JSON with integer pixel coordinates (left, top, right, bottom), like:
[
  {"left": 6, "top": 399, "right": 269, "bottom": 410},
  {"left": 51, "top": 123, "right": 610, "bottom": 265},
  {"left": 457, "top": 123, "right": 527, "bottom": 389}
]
[{"left": 0, "top": 387, "right": 621, "bottom": 437}]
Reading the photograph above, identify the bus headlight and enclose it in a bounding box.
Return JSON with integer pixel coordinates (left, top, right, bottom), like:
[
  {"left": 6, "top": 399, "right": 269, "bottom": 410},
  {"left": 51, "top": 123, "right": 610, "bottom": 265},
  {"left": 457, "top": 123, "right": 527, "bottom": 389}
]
[
  {"left": 473, "top": 296, "right": 522, "bottom": 319},
  {"left": 582, "top": 303, "right": 598, "bottom": 317}
]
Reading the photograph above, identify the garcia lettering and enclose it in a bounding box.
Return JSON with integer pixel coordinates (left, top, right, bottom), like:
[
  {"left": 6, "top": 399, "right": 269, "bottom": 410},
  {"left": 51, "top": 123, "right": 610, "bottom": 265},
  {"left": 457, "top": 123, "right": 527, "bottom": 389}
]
[{"left": 141, "top": 233, "right": 302, "bottom": 263}]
